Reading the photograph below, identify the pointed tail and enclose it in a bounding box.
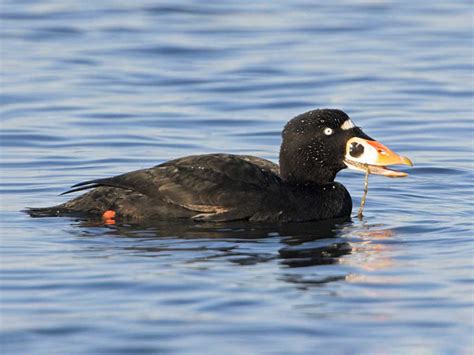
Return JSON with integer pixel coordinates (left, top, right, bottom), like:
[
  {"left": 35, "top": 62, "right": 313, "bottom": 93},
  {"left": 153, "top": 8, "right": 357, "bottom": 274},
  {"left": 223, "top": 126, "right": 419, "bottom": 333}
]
[{"left": 24, "top": 205, "right": 72, "bottom": 217}]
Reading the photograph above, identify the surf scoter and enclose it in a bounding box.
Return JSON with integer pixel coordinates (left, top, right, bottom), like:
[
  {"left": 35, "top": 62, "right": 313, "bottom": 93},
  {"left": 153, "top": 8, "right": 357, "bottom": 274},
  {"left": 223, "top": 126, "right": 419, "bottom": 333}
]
[{"left": 27, "top": 109, "right": 412, "bottom": 223}]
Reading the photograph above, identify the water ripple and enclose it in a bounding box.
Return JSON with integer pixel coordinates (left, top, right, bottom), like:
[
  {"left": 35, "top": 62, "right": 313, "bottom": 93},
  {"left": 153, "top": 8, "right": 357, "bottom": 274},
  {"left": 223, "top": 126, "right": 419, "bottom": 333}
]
[{"left": 0, "top": 0, "right": 472, "bottom": 354}]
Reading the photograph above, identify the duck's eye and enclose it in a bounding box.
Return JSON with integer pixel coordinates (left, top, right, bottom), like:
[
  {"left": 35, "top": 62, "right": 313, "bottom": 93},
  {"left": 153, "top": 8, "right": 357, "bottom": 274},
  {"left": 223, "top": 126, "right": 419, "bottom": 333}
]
[{"left": 324, "top": 127, "right": 333, "bottom": 136}]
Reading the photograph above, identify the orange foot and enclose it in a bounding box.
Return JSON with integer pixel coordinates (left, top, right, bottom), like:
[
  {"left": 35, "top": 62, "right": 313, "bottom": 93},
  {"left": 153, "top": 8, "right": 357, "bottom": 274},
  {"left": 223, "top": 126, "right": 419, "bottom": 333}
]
[{"left": 102, "top": 210, "right": 116, "bottom": 225}]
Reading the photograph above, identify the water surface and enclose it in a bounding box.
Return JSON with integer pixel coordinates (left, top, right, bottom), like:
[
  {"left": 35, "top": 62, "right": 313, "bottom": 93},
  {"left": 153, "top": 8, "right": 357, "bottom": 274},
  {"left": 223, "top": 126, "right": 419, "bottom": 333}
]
[{"left": 1, "top": 1, "right": 473, "bottom": 354}]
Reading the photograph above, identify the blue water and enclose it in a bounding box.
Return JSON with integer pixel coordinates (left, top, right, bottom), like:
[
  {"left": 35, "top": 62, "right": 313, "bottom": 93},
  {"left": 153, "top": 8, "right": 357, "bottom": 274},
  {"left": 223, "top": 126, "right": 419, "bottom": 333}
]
[{"left": 1, "top": 1, "right": 473, "bottom": 354}]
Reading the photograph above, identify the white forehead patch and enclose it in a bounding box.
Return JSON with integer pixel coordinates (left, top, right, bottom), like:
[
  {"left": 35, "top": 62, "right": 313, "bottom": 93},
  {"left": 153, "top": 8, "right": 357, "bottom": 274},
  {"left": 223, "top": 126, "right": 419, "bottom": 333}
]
[{"left": 341, "top": 119, "right": 355, "bottom": 130}]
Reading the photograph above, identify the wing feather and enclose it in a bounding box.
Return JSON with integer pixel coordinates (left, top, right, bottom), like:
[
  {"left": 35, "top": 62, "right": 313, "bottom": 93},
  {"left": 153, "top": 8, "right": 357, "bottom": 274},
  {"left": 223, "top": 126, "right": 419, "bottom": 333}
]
[{"left": 61, "top": 154, "right": 281, "bottom": 213}]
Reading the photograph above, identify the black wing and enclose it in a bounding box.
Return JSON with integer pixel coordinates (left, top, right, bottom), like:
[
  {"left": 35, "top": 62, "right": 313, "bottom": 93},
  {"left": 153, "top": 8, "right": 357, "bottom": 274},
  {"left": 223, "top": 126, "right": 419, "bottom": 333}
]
[{"left": 61, "top": 154, "right": 282, "bottom": 214}]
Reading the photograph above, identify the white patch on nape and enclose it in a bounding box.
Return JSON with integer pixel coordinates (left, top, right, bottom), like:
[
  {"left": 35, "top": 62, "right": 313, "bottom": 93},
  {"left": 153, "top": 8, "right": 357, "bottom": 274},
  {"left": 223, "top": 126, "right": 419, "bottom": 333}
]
[{"left": 341, "top": 119, "right": 355, "bottom": 130}]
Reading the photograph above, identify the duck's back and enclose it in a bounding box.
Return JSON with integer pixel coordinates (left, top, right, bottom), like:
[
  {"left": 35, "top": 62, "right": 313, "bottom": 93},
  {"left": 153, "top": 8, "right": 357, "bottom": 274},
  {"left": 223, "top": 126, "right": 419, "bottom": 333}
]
[{"left": 28, "top": 154, "right": 284, "bottom": 222}]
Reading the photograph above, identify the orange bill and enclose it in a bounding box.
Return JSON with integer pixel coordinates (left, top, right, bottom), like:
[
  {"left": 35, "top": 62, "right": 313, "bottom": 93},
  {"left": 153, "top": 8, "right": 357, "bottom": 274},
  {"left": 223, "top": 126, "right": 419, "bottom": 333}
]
[{"left": 344, "top": 137, "right": 413, "bottom": 178}]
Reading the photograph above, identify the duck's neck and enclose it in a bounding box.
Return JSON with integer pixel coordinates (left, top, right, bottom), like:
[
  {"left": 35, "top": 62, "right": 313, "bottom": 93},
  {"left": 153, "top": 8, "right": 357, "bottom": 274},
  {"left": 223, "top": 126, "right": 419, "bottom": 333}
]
[{"left": 279, "top": 151, "right": 337, "bottom": 186}]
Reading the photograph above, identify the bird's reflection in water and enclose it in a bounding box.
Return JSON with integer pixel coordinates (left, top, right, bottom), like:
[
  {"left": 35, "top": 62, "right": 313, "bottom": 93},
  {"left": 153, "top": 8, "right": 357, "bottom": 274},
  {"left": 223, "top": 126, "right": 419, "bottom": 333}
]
[
  {"left": 343, "top": 223, "right": 396, "bottom": 283},
  {"left": 277, "top": 220, "right": 351, "bottom": 268},
  {"left": 74, "top": 216, "right": 395, "bottom": 286},
  {"left": 278, "top": 222, "right": 397, "bottom": 289}
]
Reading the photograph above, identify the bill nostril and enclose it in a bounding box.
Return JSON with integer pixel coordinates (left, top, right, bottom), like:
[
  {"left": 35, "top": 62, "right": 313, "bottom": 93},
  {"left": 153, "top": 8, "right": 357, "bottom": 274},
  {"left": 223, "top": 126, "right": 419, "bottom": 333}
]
[{"left": 349, "top": 142, "right": 364, "bottom": 157}]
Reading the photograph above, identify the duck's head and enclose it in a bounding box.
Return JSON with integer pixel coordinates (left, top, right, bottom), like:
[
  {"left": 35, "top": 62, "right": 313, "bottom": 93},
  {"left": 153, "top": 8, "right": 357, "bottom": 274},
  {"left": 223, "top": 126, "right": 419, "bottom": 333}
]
[{"left": 279, "top": 109, "right": 413, "bottom": 185}]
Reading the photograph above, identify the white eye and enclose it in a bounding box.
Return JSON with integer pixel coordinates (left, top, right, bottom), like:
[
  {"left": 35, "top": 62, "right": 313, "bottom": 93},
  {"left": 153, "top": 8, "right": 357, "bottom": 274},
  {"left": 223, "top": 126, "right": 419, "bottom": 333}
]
[{"left": 324, "top": 127, "right": 333, "bottom": 136}]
